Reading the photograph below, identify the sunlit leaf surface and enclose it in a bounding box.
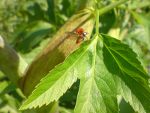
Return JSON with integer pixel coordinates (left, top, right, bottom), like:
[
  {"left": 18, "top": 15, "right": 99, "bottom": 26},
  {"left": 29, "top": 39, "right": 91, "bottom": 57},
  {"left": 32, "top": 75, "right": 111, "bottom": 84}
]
[{"left": 20, "top": 34, "right": 150, "bottom": 113}]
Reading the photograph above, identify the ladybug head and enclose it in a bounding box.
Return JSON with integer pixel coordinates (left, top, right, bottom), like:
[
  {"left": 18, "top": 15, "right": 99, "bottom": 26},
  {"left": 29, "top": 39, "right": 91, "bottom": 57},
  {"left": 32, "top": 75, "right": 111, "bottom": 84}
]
[{"left": 83, "top": 32, "right": 88, "bottom": 37}]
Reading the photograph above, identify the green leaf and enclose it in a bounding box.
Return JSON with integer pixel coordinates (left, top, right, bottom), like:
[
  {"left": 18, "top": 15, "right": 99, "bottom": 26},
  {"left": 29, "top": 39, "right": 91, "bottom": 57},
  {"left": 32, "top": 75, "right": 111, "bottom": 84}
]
[
  {"left": 130, "top": 12, "right": 150, "bottom": 49},
  {"left": 74, "top": 36, "right": 118, "bottom": 113},
  {"left": 101, "top": 34, "right": 150, "bottom": 113},
  {"left": 75, "top": 34, "right": 150, "bottom": 113},
  {"left": 15, "top": 21, "right": 53, "bottom": 52},
  {"left": 20, "top": 34, "right": 150, "bottom": 113},
  {"left": 0, "top": 82, "right": 16, "bottom": 96},
  {"left": 19, "top": 37, "right": 97, "bottom": 110},
  {"left": 131, "top": 11, "right": 150, "bottom": 27},
  {"left": 124, "top": 25, "right": 150, "bottom": 69},
  {"left": 0, "top": 81, "right": 9, "bottom": 94},
  {"left": 20, "top": 35, "right": 119, "bottom": 112},
  {"left": 117, "top": 77, "right": 146, "bottom": 113},
  {"left": 19, "top": 63, "right": 77, "bottom": 110}
]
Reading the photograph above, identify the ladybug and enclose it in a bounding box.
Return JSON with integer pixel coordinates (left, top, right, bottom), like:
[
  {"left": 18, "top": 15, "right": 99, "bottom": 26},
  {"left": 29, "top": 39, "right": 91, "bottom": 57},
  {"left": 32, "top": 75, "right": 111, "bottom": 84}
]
[
  {"left": 67, "top": 28, "right": 88, "bottom": 44},
  {"left": 74, "top": 28, "right": 88, "bottom": 44}
]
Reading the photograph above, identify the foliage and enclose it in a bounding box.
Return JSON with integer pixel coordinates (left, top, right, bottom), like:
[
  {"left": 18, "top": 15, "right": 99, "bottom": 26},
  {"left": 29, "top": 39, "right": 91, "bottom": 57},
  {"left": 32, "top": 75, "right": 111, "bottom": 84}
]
[{"left": 0, "top": 0, "right": 150, "bottom": 113}]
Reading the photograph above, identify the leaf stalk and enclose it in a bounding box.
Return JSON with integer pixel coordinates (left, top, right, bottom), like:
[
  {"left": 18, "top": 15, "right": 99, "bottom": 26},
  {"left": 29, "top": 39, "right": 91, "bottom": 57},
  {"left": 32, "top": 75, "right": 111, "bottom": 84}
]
[
  {"left": 99, "top": 0, "right": 129, "bottom": 16},
  {"left": 96, "top": 9, "right": 99, "bottom": 34}
]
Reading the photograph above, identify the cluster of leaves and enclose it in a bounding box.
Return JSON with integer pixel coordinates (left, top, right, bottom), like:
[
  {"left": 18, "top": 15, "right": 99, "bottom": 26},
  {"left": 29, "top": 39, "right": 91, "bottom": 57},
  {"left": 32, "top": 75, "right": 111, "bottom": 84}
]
[
  {"left": 20, "top": 33, "right": 150, "bottom": 113},
  {"left": 0, "top": 0, "right": 77, "bottom": 112},
  {"left": 0, "top": 0, "right": 150, "bottom": 113}
]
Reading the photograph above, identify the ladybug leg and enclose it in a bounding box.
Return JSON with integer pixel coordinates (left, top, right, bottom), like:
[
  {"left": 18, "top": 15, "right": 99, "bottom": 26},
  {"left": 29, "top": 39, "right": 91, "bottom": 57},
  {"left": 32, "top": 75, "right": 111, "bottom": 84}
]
[
  {"left": 76, "top": 36, "right": 83, "bottom": 44},
  {"left": 80, "top": 34, "right": 85, "bottom": 41},
  {"left": 82, "top": 36, "right": 85, "bottom": 40}
]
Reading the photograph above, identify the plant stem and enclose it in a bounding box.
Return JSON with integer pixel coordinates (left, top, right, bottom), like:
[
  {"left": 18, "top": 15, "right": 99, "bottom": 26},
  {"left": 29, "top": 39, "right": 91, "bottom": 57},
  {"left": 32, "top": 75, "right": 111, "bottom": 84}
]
[
  {"left": 96, "top": 9, "right": 99, "bottom": 34},
  {"left": 99, "top": 0, "right": 129, "bottom": 16}
]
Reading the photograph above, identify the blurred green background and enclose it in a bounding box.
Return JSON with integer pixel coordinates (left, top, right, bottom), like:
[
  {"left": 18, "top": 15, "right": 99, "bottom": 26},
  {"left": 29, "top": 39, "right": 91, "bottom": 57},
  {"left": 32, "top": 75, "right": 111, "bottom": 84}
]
[{"left": 0, "top": 0, "right": 149, "bottom": 113}]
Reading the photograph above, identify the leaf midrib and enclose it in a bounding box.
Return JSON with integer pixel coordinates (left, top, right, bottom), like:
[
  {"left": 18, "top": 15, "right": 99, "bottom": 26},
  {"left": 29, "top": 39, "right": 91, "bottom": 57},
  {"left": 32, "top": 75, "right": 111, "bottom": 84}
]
[{"left": 77, "top": 38, "right": 98, "bottom": 113}]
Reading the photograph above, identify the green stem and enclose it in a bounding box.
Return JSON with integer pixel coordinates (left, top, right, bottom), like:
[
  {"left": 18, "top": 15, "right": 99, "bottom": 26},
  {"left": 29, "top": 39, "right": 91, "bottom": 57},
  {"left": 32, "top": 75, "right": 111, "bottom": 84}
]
[
  {"left": 96, "top": 9, "right": 99, "bottom": 34},
  {"left": 99, "top": 0, "right": 129, "bottom": 16}
]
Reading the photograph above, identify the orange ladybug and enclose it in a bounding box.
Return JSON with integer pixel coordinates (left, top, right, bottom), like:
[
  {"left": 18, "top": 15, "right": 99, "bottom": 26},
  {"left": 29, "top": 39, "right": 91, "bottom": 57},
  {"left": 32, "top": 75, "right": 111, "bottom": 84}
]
[
  {"left": 67, "top": 28, "right": 87, "bottom": 44},
  {"left": 74, "top": 28, "right": 87, "bottom": 44}
]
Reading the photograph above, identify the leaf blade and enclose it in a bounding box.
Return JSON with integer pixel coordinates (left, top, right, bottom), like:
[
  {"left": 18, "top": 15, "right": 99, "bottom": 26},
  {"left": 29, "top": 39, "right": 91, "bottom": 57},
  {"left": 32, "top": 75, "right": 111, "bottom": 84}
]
[
  {"left": 20, "top": 38, "right": 97, "bottom": 110},
  {"left": 20, "top": 33, "right": 150, "bottom": 113},
  {"left": 75, "top": 36, "right": 119, "bottom": 113},
  {"left": 101, "top": 34, "right": 150, "bottom": 113}
]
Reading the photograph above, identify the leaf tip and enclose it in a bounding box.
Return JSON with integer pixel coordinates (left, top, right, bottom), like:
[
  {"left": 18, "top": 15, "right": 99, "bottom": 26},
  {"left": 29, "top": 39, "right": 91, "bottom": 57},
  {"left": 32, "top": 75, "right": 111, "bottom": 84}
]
[
  {"left": 19, "top": 104, "right": 27, "bottom": 111},
  {"left": 19, "top": 100, "right": 32, "bottom": 110}
]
